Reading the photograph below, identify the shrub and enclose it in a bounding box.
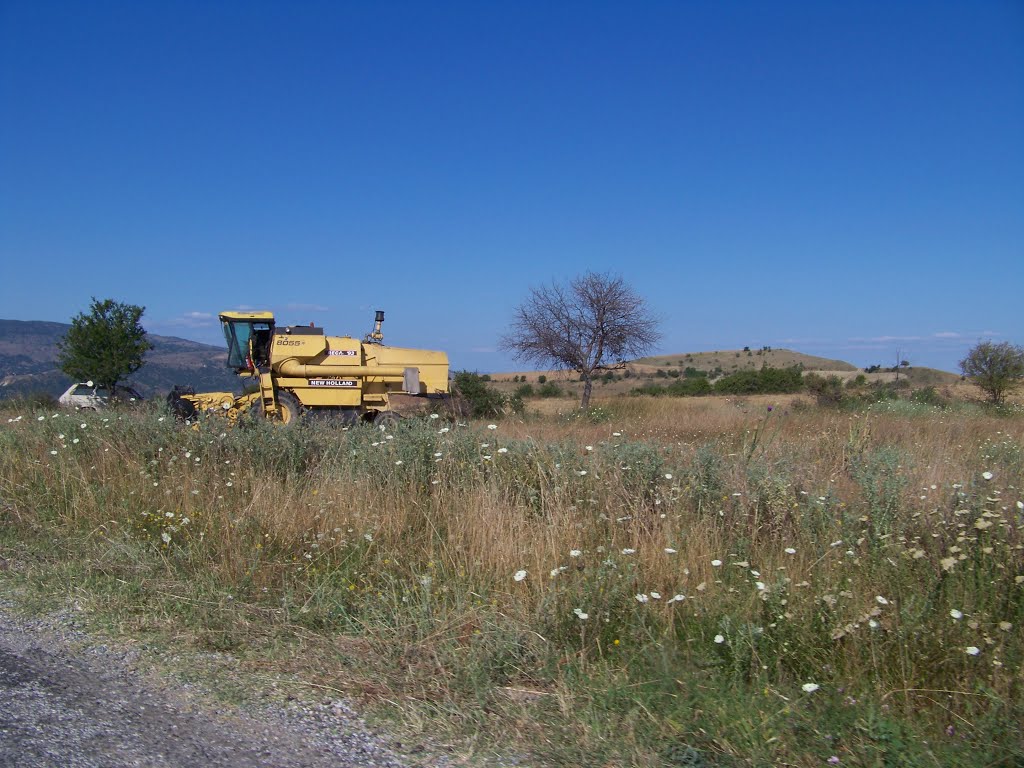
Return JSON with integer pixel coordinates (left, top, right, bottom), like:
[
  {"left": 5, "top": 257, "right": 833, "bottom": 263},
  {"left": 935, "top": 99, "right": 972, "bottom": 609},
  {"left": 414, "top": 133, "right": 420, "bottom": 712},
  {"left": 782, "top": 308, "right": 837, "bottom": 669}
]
[
  {"left": 452, "top": 371, "right": 510, "bottom": 417},
  {"left": 804, "top": 373, "right": 845, "bottom": 407},
  {"left": 910, "top": 386, "right": 949, "bottom": 408},
  {"left": 714, "top": 366, "right": 803, "bottom": 395},
  {"left": 537, "top": 382, "right": 564, "bottom": 398},
  {"left": 631, "top": 378, "right": 712, "bottom": 397},
  {"left": 537, "top": 375, "right": 547, "bottom": 384}
]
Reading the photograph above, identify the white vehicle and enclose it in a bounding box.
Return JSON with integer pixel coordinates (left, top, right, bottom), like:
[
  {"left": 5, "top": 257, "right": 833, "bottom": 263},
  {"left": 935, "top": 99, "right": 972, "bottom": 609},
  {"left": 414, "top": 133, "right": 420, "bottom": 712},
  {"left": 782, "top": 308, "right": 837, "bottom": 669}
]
[{"left": 59, "top": 381, "right": 143, "bottom": 410}]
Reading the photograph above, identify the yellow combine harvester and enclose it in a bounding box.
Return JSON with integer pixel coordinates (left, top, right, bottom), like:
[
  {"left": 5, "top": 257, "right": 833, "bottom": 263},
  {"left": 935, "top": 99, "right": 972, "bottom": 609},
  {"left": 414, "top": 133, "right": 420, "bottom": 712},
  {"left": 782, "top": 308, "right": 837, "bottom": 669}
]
[{"left": 168, "top": 310, "right": 453, "bottom": 426}]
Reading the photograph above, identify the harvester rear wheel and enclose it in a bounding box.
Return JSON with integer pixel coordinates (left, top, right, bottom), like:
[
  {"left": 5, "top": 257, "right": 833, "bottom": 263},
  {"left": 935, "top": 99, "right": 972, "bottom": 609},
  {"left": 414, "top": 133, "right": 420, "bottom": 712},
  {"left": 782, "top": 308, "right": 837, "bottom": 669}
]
[
  {"left": 254, "top": 390, "right": 302, "bottom": 426},
  {"left": 373, "top": 410, "right": 399, "bottom": 430}
]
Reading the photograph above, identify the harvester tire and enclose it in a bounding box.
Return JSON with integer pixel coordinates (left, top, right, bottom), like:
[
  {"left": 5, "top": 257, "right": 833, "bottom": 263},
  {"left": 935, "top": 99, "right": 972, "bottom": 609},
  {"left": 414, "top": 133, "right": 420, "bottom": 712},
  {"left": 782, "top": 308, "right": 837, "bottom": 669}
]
[
  {"left": 167, "top": 386, "right": 198, "bottom": 423},
  {"left": 373, "top": 410, "right": 399, "bottom": 430},
  {"left": 254, "top": 390, "right": 303, "bottom": 426}
]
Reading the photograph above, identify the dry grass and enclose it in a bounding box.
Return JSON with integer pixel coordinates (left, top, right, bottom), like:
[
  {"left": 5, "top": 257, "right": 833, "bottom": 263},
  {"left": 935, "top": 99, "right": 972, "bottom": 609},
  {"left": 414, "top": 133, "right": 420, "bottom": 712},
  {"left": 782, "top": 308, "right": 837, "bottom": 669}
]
[{"left": 1, "top": 396, "right": 1022, "bottom": 766}]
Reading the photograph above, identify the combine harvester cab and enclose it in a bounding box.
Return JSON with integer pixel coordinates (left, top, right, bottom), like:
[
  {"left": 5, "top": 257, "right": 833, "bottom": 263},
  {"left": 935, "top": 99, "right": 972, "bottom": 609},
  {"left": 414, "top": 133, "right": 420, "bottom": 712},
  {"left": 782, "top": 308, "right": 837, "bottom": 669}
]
[{"left": 169, "top": 310, "right": 454, "bottom": 427}]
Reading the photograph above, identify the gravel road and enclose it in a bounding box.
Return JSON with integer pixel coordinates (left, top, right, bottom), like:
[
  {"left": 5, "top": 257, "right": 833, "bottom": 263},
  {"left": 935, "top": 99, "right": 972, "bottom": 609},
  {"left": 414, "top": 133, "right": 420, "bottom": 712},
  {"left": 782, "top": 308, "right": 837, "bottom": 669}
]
[{"left": 0, "top": 600, "right": 446, "bottom": 768}]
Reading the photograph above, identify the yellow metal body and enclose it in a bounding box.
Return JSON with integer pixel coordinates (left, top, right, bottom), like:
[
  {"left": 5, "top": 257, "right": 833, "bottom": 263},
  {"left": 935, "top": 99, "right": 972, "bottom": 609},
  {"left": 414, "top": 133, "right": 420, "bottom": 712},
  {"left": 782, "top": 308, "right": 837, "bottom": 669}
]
[
  {"left": 175, "top": 310, "right": 450, "bottom": 425},
  {"left": 175, "top": 390, "right": 259, "bottom": 424}
]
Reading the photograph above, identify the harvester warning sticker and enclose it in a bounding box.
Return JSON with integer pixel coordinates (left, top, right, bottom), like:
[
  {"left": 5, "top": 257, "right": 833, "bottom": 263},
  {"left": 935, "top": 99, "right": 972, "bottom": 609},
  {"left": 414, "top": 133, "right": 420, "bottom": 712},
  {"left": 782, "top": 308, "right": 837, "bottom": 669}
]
[
  {"left": 327, "top": 350, "right": 358, "bottom": 356},
  {"left": 310, "top": 379, "right": 358, "bottom": 387}
]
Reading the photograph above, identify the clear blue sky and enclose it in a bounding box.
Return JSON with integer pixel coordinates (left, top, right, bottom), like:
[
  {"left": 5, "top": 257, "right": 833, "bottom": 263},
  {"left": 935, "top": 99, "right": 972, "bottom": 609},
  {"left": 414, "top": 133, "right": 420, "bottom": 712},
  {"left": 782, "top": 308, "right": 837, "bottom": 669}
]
[{"left": 2, "top": 1, "right": 1021, "bottom": 373}]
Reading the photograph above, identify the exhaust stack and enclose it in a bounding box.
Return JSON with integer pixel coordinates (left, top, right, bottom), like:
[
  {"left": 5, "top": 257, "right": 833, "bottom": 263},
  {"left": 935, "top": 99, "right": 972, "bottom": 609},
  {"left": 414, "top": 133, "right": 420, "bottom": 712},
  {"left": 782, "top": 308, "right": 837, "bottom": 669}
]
[{"left": 365, "top": 310, "right": 385, "bottom": 344}]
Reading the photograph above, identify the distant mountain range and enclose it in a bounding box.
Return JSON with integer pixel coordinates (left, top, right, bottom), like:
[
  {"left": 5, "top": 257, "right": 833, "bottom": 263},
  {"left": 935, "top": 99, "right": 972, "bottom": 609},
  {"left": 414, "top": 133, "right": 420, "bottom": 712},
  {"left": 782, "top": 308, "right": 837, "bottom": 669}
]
[{"left": 0, "top": 319, "right": 241, "bottom": 401}]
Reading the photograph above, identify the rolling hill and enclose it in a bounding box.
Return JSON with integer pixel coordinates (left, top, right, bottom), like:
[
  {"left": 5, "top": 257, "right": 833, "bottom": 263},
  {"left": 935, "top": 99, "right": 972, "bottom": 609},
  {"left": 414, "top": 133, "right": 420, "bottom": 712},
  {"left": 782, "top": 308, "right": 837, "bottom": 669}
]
[
  {"left": 487, "top": 347, "right": 958, "bottom": 397},
  {"left": 632, "top": 348, "right": 859, "bottom": 374},
  {"left": 0, "top": 319, "right": 241, "bottom": 401}
]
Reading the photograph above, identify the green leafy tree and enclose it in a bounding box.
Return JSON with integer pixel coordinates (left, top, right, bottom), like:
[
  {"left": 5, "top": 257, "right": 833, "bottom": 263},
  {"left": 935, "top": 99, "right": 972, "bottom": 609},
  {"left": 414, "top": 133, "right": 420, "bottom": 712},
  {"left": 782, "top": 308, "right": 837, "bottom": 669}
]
[
  {"left": 57, "top": 298, "right": 152, "bottom": 397},
  {"left": 959, "top": 340, "right": 1024, "bottom": 405}
]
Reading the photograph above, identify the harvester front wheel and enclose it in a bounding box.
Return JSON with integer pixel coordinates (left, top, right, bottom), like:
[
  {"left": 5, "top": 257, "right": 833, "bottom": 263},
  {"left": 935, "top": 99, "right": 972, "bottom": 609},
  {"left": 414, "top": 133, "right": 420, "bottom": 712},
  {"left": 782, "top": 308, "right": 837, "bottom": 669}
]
[
  {"left": 167, "top": 386, "right": 198, "bottom": 423},
  {"left": 255, "top": 390, "right": 303, "bottom": 426}
]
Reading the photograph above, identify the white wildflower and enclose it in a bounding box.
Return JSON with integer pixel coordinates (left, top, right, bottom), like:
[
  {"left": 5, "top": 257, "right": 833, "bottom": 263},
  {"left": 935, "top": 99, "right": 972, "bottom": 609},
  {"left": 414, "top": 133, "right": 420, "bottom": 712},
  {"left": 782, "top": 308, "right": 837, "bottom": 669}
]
[{"left": 513, "top": 569, "right": 527, "bottom": 582}]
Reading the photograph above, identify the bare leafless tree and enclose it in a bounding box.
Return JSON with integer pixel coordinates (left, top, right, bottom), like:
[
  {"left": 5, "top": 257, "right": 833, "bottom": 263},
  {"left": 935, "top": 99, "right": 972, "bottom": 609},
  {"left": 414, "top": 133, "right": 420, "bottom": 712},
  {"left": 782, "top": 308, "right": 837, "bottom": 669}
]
[{"left": 499, "top": 272, "right": 661, "bottom": 410}]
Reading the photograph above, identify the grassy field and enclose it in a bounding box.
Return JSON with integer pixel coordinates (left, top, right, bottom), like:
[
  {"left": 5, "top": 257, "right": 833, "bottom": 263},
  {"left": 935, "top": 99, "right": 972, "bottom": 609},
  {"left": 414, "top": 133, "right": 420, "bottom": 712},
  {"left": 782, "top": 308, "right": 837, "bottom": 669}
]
[{"left": 1, "top": 393, "right": 1021, "bottom": 766}]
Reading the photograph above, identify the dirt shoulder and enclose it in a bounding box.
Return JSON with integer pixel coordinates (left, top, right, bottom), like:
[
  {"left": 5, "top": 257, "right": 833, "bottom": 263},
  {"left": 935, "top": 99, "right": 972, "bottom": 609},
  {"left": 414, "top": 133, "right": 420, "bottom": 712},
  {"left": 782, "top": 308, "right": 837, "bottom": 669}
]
[{"left": 0, "top": 598, "right": 434, "bottom": 768}]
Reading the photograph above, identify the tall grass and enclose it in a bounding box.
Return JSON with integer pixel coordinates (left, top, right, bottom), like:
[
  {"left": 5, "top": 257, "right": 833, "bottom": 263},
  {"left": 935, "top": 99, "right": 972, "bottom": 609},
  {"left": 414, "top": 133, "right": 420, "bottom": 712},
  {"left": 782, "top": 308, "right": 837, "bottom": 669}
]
[{"left": 0, "top": 398, "right": 1021, "bottom": 766}]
